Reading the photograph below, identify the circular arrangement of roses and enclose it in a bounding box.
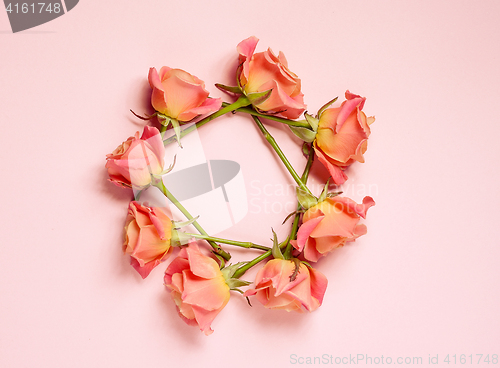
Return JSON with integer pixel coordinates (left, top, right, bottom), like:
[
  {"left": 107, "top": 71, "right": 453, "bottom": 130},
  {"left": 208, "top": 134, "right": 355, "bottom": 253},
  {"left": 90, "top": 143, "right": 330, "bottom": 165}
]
[{"left": 105, "top": 36, "right": 375, "bottom": 335}]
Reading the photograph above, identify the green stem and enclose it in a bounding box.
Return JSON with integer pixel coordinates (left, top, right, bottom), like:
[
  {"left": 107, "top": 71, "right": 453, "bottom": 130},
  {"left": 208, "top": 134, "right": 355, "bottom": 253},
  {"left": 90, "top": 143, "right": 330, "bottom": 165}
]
[
  {"left": 251, "top": 115, "right": 313, "bottom": 196},
  {"left": 222, "top": 102, "right": 310, "bottom": 129},
  {"left": 232, "top": 250, "right": 271, "bottom": 279},
  {"left": 283, "top": 146, "right": 315, "bottom": 257},
  {"left": 301, "top": 144, "right": 315, "bottom": 183},
  {"left": 153, "top": 179, "right": 231, "bottom": 261},
  {"left": 184, "top": 233, "right": 270, "bottom": 251},
  {"left": 163, "top": 96, "right": 251, "bottom": 146}
]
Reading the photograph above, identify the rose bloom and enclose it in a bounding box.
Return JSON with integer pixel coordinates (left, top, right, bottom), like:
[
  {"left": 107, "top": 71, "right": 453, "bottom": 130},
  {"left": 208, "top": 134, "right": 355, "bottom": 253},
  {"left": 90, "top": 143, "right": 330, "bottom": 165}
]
[
  {"left": 164, "top": 242, "right": 230, "bottom": 336},
  {"left": 294, "top": 196, "right": 375, "bottom": 262},
  {"left": 237, "top": 36, "right": 306, "bottom": 119},
  {"left": 313, "top": 91, "right": 375, "bottom": 184},
  {"left": 148, "top": 67, "right": 222, "bottom": 122},
  {"left": 105, "top": 126, "right": 165, "bottom": 189},
  {"left": 124, "top": 201, "right": 173, "bottom": 279},
  {"left": 244, "top": 259, "right": 327, "bottom": 312}
]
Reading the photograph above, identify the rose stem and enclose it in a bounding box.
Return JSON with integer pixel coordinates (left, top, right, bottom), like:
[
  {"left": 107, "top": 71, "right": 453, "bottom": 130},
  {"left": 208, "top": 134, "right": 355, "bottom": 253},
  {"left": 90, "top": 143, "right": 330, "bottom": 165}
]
[
  {"left": 251, "top": 115, "right": 313, "bottom": 196},
  {"left": 222, "top": 102, "right": 310, "bottom": 129},
  {"left": 162, "top": 95, "right": 251, "bottom": 146},
  {"left": 154, "top": 179, "right": 231, "bottom": 261},
  {"left": 232, "top": 149, "right": 314, "bottom": 278},
  {"left": 183, "top": 233, "right": 270, "bottom": 251},
  {"left": 283, "top": 145, "right": 314, "bottom": 258}
]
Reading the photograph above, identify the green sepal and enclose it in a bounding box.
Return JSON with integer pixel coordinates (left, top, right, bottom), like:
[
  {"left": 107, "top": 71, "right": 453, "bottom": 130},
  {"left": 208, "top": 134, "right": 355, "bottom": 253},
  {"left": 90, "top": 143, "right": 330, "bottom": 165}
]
[
  {"left": 247, "top": 89, "right": 273, "bottom": 106},
  {"left": 296, "top": 187, "right": 318, "bottom": 210},
  {"left": 327, "top": 191, "right": 343, "bottom": 198},
  {"left": 170, "top": 229, "right": 192, "bottom": 246},
  {"left": 304, "top": 112, "right": 319, "bottom": 132},
  {"left": 214, "top": 253, "right": 225, "bottom": 269},
  {"left": 221, "top": 262, "right": 247, "bottom": 279},
  {"left": 157, "top": 114, "right": 170, "bottom": 126},
  {"left": 289, "top": 258, "right": 302, "bottom": 282},
  {"left": 157, "top": 116, "right": 182, "bottom": 148},
  {"left": 172, "top": 215, "right": 200, "bottom": 230},
  {"left": 170, "top": 118, "right": 182, "bottom": 148},
  {"left": 226, "top": 279, "right": 252, "bottom": 290},
  {"left": 151, "top": 155, "right": 176, "bottom": 178},
  {"left": 215, "top": 83, "right": 243, "bottom": 96},
  {"left": 302, "top": 142, "right": 311, "bottom": 156},
  {"left": 282, "top": 209, "right": 303, "bottom": 225},
  {"left": 271, "top": 229, "right": 284, "bottom": 260},
  {"left": 318, "top": 178, "right": 331, "bottom": 203},
  {"left": 133, "top": 189, "right": 143, "bottom": 201},
  {"left": 289, "top": 126, "right": 316, "bottom": 143},
  {"left": 130, "top": 109, "right": 158, "bottom": 121},
  {"left": 221, "top": 262, "right": 252, "bottom": 290},
  {"left": 317, "top": 96, "right": 339, "bottom": 118},
  {"left": 301, "top": 260, "right": 313, "bottom": 269}
]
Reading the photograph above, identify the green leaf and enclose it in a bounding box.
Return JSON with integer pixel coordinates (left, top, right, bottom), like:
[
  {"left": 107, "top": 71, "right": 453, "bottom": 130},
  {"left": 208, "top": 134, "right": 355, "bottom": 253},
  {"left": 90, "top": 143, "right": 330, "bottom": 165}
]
[
  {"left": 327, "top": 191, "right": 343, "bottom": 198},
  {"left": 317, "top": 96, "right": 339, "bottom": 118},
  {"left": 271, "top": 229, "right": 284, "bottom": 259},
  {"left": 289, "top": 126, "right": 316, "bottom": 143},
  {"left": 304, "top": 112, "right": 319, "bottom": 132},
  {"left": 247, "top": 89, "right": 273, "bottom": 106},
  {"left": 296, "top": 187, "right": 318, "bottom": 210}
]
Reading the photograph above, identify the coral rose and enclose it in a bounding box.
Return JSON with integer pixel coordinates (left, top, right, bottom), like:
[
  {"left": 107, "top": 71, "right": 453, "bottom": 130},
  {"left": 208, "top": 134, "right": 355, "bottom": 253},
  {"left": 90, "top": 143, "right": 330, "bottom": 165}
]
[
  {"left": 148, "top": 67, "right": 222, "bottom": 122},
  {"left": 124, "top": 201, "right": 173, "bottom": 278},
  {"left": 294, "top": 196, "right": 375, "bottom": 262},
  {"left": 244, "top": 259, "right": 327, "bottom": 312},
  {"left": 164, "top": 242, "right": 230, "bottom": 335},
  {"left": 105, "top": 126, "right": 165, "bottom": 189},
  {"left": 314, "top": 91, "right": 375, "bottom": 184},
  {"left": 236, "top": 36, "right": 306, "bottom": 119}
]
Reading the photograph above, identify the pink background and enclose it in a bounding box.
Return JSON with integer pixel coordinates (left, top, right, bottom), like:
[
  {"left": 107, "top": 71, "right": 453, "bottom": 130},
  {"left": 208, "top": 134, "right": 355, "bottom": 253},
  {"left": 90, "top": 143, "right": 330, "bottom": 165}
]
[{"left": 1, "top": 1, "right": 499, "bottom": 367}]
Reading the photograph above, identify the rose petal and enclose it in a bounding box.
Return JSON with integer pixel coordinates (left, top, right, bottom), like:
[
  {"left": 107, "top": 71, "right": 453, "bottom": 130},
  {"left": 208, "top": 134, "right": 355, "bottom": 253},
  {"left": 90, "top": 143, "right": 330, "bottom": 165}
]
[
  {"left": 185, "top": 243, "right": 221, "bottom": 279},
  {"left": 181, "top": 272, "right": 229, "bottom": 311},
  {"left": 237, "top": 36, "right": 259, "bottom": 84},
  {"left": 313, "top": 145, "right": 348, "bottom": 185},
  {"left": 309, "top": 267, "right": 328, "bottom": 306},
  {"left": 329, "top": 196, "right": 375, "bottom": 219},
  {"left": 148, "top": 67, "right": 168, "bottom": 113},
  {"left": 177, "top": 97, "right": 222, "bottom": 122},
  {"left": 296, "top": 216, "right": 324, "bottom": 251}
]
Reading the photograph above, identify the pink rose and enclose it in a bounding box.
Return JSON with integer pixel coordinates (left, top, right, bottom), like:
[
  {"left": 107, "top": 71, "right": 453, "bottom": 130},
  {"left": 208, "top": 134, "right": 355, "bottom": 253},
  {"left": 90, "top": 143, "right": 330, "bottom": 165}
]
[
  {"left": 164, "top": 242, "right": 230, "bottom": 335},
  {"left": 313, "top": 91, "right": 375, "bottom": 184},
  {"left": 244, "top": 259, "right": 327, "bottom": 312},
  {"left": 236, "top": 36, "right": 306, "bottom": 119},
  {"left": 148, "top": 67, "right": 222, "bottom": 122},
  {"left": 124, "top": 201, "right": 173, "bottom": 278},
  {"left": 294, "top": 196, "right": 375, "bottom": 262},
  {"left": 105, "top": 126, "right": 165, "bottom": 189}
]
